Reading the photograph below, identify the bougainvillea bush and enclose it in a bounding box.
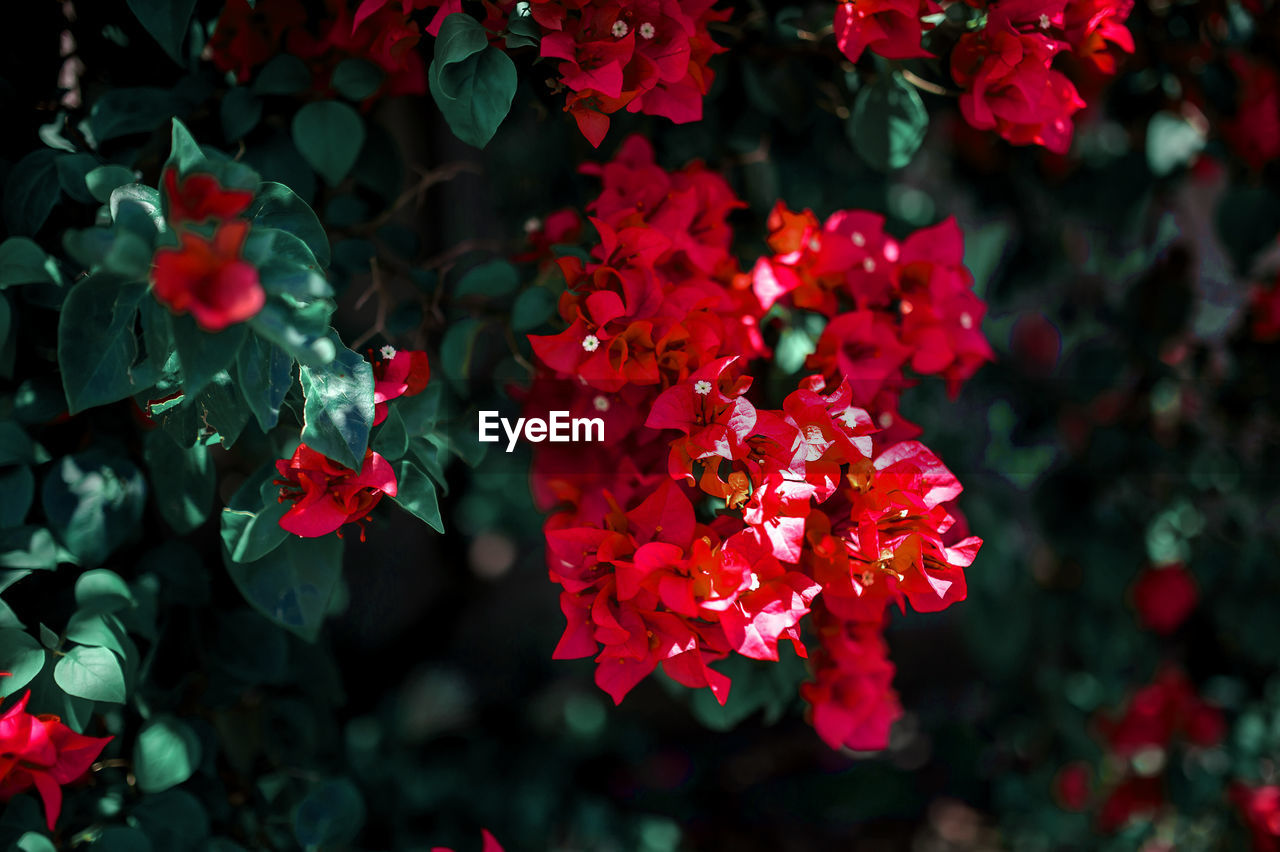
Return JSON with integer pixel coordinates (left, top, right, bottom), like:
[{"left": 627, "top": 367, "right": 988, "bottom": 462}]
[{"left": 1, "top": 0, "right": 1279, "bottom": 848}]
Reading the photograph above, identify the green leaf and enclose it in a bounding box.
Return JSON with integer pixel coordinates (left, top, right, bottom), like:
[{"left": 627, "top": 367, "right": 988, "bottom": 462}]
[
  {"left": 92, "top": 827, "right": 154, "bottom": 852},
  {"left": 299, "top": 338, "right": 374, "bottom": 471},
  {"left": 248, "top": 300, "right": 337, "bottom": 367},
  {"left": 511, "top": 286, "right": 557, "bottom": 331},
  {"left": 847, "top": 72, "right": 929, "bottom": 172},
  {"left": 390, "top": 460, "right": 444, "bottom": 533},
  {"left": 3, "top": 150, "right": 61, "bottom": 236},
  {"left": 0, "top": 630, "right": 45, "bottom": 695},
  {"left": 38, "top": 623, "right": 58, "bottom": 650},
  {"left": 220, "top": 473, "right": 290, "bottom": 565},
  {"left": 248, "top": 229, "right": 330, "bottom": 300},
  {"left": 456, "top": 259, "right": 518, "bottom": 299},
  {"left": 246, "top": 182, "right": 331, "bottom": 269},
  {"left": 294, "top": 779, "right": 366, "bottom": 850},
  {"left": 164, "top": 118, "right": 207, "bottom": 177},
  {"left": 1146, "top": 110, "right": 1207, "bottom": 177},
  {"left": 253, "top": 54, "right": 312, "bottom": 96},
  {"left": 505, "top": 11, "right": 542, "bottom": 49},
  {"left": 54, "top": 644, "right": 126, "bottom": 703},
  {"left": 155, "top": 371, "right": 253, "bottom": 449},
  {"left": 55, "top": 152, "right": 100, "bottom": 204},
  {"left": 88, "top": 87, "right": 182, "bottom": 144},
  {"left": 428, "top": 14, "right": 517, "bottom": 149},
  {"left": 236, "top": 333, "right": 294, "bottom": 432},
  {"left": 64, "top": 610, "right": 129, "bottom": 658},
  {"left": 133, "top": 790, "right": 209, "bottom": 852},
  {"left": 172, "top": 315, "right": 249, "bottom": 398},
  {"left": 0, "top": 467, "right": 34, "bottom": 528},
  {"left": 143, "top": 431, "right": 215, "bottom": 534},
  {"left": 440, "top": 317, "right": 482, "bottom": 386},
  {"left": 86, "top": 165, "right": 139, "bottom": 204},
  {"left": 57, "top": 275, "right": 153, "bottom": 414},
  {"left": 75, "top": 568, "right": 135, "bottom": 612},
  {"left": 331, "top": 58, "right": 384, "bottom": 101},
  {"left": 134, "top": 715, "right": 202, "bottom": 793},
  {"left": 126, "top": 0, "right": 197, "bottom": 64},
  {"left": 221, "top": 86, "right": 263, "bottom": 142},
  {"left": 0, "top": 528, "right": 65, "bottom": 571},
  {"left": 0, "top": 422, "right": 45, "bottom": 467},
  {"left": 13, "top": 832, "right": 56, "bottom": 852},
  {"left": 0, "top": 238, "right": 54, "bottom": 287},
  {"left": 292, "top": 101, "right": 366, "bottom": 186},
  {"left": 224, "top": 534, "right": 345, "bottom": 642},
  {"left": 41, "top": 452, "right": 147, "bottom": 567},
  {"left": 372, "top": 406, "right": 409, "bottom": 460}
]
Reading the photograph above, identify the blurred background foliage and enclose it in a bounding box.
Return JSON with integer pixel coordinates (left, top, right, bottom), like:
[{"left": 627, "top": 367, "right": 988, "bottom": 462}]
[{"left": 1, "top": 0, "right": 1279, "bottom": 849}]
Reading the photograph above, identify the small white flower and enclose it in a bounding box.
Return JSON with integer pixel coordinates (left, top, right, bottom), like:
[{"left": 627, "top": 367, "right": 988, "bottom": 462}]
[
  {"left": 840, "top": 408, "right": 863, "bottom": 428},
  {"left": 523, "top": 216, "right": 541, "bottom": 234},
  {"left": 693, "top": 380, "right": 713, "bottom": 396},
  {"left": 850, "top": 231, "right": 866, "bottom": 247},
  {"left": 611, "top": 19, "right": 629, "bottom": 37},
  {"left": 877, "top": 411, "right": 894, "bottom": 429},
  {"left": 1039, "top": 13, "right": 1051, "bottom": 28},
  {"left": 747, "top": 573, "right": 761, "bottom": 591},
  {"left": 380, "top": 344, "right": 397, "bottom": 359},
  {"left": 582, "top": 334, "right": 600, "bottom": 352},
  {"left": 959, "top": 311, "right": 974, "bottom": 330},
  {"left": 639, "top": 21, "right": 656, "bottom": 39},
  {"left": 593, "top": 395, "right": 610, "bottom": 412},
  {"left": 862, "top": 257, "right": 876, "bottom": 272}
]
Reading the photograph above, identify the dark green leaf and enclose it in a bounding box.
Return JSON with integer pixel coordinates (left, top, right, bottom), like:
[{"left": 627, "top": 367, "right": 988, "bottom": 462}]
[
  {"left": 134, "top": 715, "right": 202, "bottom": 793},
  {"left": 0, "top": 528, "right": 65, "bottom": 571},
  {"left": 292, "top": 101, "right": 365, "bottom": 186},
  {"left": 220, "top": 473, "right": 291, "bottom": 565},
  {"left": 92, "top": 828, "right": 154, "bottom": 852},
  {"left": 126, "top": 0, "right": 197, "bottom": 63},
  {"left": 89, "top": 88, "right": 182, "bottom": 144},
  {"left": 847, "top": 72, "right": 929, "bottom": 171},
  {"left": 54, "top": 644, "right": 126, "bottom": 703},
  {"left": 294, "top": 779, "right": 365, "bottom": 849},
  {"left": 246, "top": 182, "right": 331, "bottom": 269},
  {"left": 57, "top": 275, "right": 153, "bottom": 414},
  {"left": 86, "top": 165, "right": 140, "bottom": 204},
  {"left": 0, "top": 630, "right": 45, "bottom": 694},
  {"left": 252, "top": 55, "right": 312, "bottom": 96},
  {"left": 13, "top": 832, "right": 56, "bottom": 852},
  {"left": 372, "top": 406, "right": 409, "bottom": 461},
  {"left": 0, "top": 423, "right": 46, "bottom": 467},
  {"left": 64, "top": 610, "right": 129, "bottom": 658},
  {"left": 505, "top": 12, "right": 542, "bottom": 49},
  {"left": 132, "top": 790, "right": 209, "bottom": 852},
  {"left": 55, "top": 153, "right": 100, "bottom": 204},
  {"left": 3, "top": 150, "right": 61, "bottom": 236},
  {"left": 428, "top": 14, "right": 516, "bottom": 149},
  {"left": 224, "top": 534, "right": 344, "bottom": 642},
  {"left": 143, "top": 430, "right": 215, "bottom": 534},
  {"left": 248, "top": 300, "right": 337, "bottom": 367},
  {"left": 390, "top": 460, "right": 443, "bottom": 533},
  {"left": 164, "top": 118, "right": 207, "bottom": 177},
  {"left": 75, "top": 568, "right": 135, "bottom": 612},
  {"left": 456, "top": 259, "right": 518, "bottom": 299},
  {"left": 511, "top": 286, "right": 557, "bottom": 331},
  {"left": 235, "top": 333, "right": 294, "bottom": 432},
  {"left": 0, "top": 467, "right": 34, "bottom": 528},
  {"left": 299, "top": 338, "right": 374, "bottom": 471},
  {"left": 221, "top": 87, "right": 263, "bottom": 142},
  {"left": 331, "top": 59, "right": 384, "bottom": 101},
  {"left": 41, "top": 452, "right": 147, "bottom": 567},
  {"left": 0, "top": 239, "right": 54, "bottom": 287},
  {"left": 172, "top": 315, "right": 248, "bottom": 398}
]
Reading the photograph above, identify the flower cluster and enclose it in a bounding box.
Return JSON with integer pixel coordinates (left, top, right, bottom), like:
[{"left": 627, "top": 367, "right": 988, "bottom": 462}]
[
  {"left": 210, "top": 0, "right": 427, "bottom": 98},
  {"left": 752, "top": 201, "right": 994, "bottom": 441},
  {"left": 835, "top": 0, "right": 1134, "bottom": 152},
  {"left": 522, "top": 136, "right": 988, "bottom": 751},
  {"left": 152, "top": 168, "right": 265, "bottom": 332},
  {"left": 0, "top": 690, "right": 112, "bottom": 830}
]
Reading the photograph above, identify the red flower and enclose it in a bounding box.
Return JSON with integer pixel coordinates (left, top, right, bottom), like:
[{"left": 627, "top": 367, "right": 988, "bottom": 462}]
[
  {"left": 1052, "top": 761, "right": 1092, "bottom": 811},
  {"left": 1233, "top": 783, "right": 1280, "bottom": 852},
  {"left": 162, "top": 168, "right": 254, "bottom": 227},
  {"left": 275, "top": 445, "right": 398, "bottom": 538},
  {"left": 151, "top": 221, "right": 266, "bottom": 332},
  {"left": 372, "top": 346, "right": 431, "bottom": 425},
  {"left": 1222, "top": 55, "right": 1280, "bottom": 172},
  {"left": 0, "top": 691, "right": 112, "bottom": 830},
  {"left": 1062, "top": 0, "right": 1134, "bottom": 76},
  {"left": 951, "top": 24, "right": 1085, "bottom": 153},
  {"left": 834, "top": 0, "right": 940, "bottom": 64},
  {"left": 1131, "top": 563, "right": 1198, "bottom": 634},
  {"left": 800, "top": 606, "right": 902, "bottom": 751},
  {"left": 1251, "top": 276, "right": 1280, "bottom": 342}
]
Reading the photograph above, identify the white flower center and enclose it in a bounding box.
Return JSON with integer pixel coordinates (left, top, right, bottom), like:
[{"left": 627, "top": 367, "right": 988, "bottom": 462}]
[
  {"left": 612, "top": 20, "right": 629, "bottom": 37},
  {"left": 850, "top": 231, "right": 866, "bottom": 247},
  {"left": 807, "top": 236, "right": 821, "bottom": 251},
  {"left": 639, "top": 22, "right": 656, "bottom": 39},
  {"left": 1039, "top": 14, "right": 1050, "bottom": 28},
  {"left": 693, "top": 380, "right": 713, "bottom": 396},
  {"left": 747, "top": 572, "right": 761, "bottom": 591},
  {"left": 960, "top": 312, "right": 974, "bottom": 329},
  {"left": 582, "top": 334, "right": 600, "bottom": 352},
  {"left": 523, "top": 216, "right": 541, "bottom": 234},
  {"left": 840, "top": 408, "right": 862, "bottom": 428},
  {"left": 862, "top": 257, "right": 876, "bottom": 272},
  {"left": 593, "top": 395, "right": 610, "bottom": 411},
  {"left": 380, "top": 344, "right": 397, "bottom": 359},
  {"left": 877, "top": 411, "right": 893, "bottom": 428}
]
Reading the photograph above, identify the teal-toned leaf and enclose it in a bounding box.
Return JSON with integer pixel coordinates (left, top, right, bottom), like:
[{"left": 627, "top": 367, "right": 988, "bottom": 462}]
[
  {"left": 57, "top": 275, "right": 153, "bottom": 414},
  {"left": 126, "top": 0, "right": 197, "bottom": 63},
  {"left": 132, "top": 790, "right": 209, "bottom": 852},
  {"left": 0, "top": 467, "right": 34, "bottom": 528},
  {"left": 220, "top": 473, "right": 290, "bottom": 565},
  {"left": 134, "top": 715, "right": 202, "bottom": 793},
  {"left": 511, "top": 286, "right": 557, "bottom": 331},
  {"left": 847, "top": 72, "right": 929, "bottom": 171},
  {"left": 0, "top": 630, "right": 45, "bottom": 695},
  {"left": 429, "top": 15, "right": 517, "bottom": 149},
  {"left": 0, "top": 239, "right": 54, "bottom": 288},
  {"left": 143, "top": 430, "right": 215, "bottom": 534},
  {"left": 390, "top": 460, "right": 443, "bottom": 533},
  {"left": 0, "top": 422, "right": 44, "bottom": 467},
  {"left": 246, "top": 182, "right": 331, "bottom": 268},
  {"left": 92, "top": 828, "right": 154, "bottom": 852},
  {"left": 86, "top": 165, "right": 140, "bottom": 204},
  {"left": 235, "top": 333, "right": 294, "bottom": 432},
  {"left": 172, "top": 315, "right": 249, "bottom": 398},
  {"left": 221, "top": 87, "right": 263, "bottom": 142},
  {"left": 64, "top": 610, "right": 129, "bottom": 658},
  {"left": 164, "top": 118, "right": 207, "bottom": 177},
  {"left": 440, "top": 317, "right": 482, "bottom": 386},
  {"left": 252, "top": 54, "right": 312, "bottom": 96},
  {"left": 0, "top": 528, "right": 65, "bottom": 571},
  {"left": 3, "top": 150, "right": 61, "bottom": 236},
  {"left": 294, "top": 779, "right": 366, "bottom": 849},
  {"left": 331, "top": 59, "right": 384, "bottom": 101},
  {"left": 55, "top": 152, "right": 100, "bottom": 204},
  {"left": 38, "top": 624, "right": 58, "bottom": 650},
  {"left": 74, "top": 568, "right": 135, "bottom": 613},
  {"left": 504, "top": 11, "right": 541, "bottom": 49},
  {"left": 247, "top": 300, "right": 337, "bottom": 367},
  {"left": 13, "top": 831, "right": 56, "bottom": 852},
  {"left": 292, "top": 101, "right": 365, "bottom": 186},
  {"left": 88, "top": 88, "right": 182, "bottom": 144},
  {"left": 372, "top": 406, "right": 409, "bottom": 461},
  {"left": 41, "top": 452, "right": 147, "bottom": 567},
  {"left": 456, "top": 259, "right": 518, "bottom": 299},
  {"left": 224, "top": 534, "right": 344, "bottom": 642},
  {"left": 299, "top": 338, "right": 374, "bottom": 471},
  {"left": 1146, "top": 110, "right": 1207, "bottom": 177},
  {"left": 54, "top": 644, "right": 126, "bottom": 703}
]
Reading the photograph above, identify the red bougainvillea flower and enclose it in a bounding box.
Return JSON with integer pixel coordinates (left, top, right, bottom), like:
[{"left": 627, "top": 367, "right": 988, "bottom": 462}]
[
  {"left": 834, "top": 0, "right": 940, "bottom": 64},
  {"left": 275, "top": 445, "right": 398, "bottom": 538},
  {"left": 800, "top": 606, "right": 902, "bottom": 751},
  {"left": 1131, "top": 563, "right": 1198, "bottom": 634},
  {"left": 1062, "top": 0, "right": 1134, "bottom": 75},
  {"left": 1233, "top": 783, "right": 1280, "bottom": 852},
  {"left": 151, "top": 221, "right": 266, "bottom": 332},
  {"left": 0, "top": 691, "right": 112, "bottom": 830},
  {"left": 431, "top": 829, "right": 505, "bottom": 852},
  {"left": 371, "top": 346, "right": 431, "bottom": 425},
  {"left": 951, "top": 24, "right": 1085, "bottom": 154},
  {"left": 1223, "top": 54, "right": 1280, "bottom": 173},
  {"left": 162, "top": 168, "right": 254, "bottom": 226},
  {"left": 1097, "top": 667, "right": 1225, "bottom": 758},
  {"left": 1052, "top": 761, "right": 1093, "bottom": 811},
  {"left": 1251, "top": 277, "right": 1280, "bottom": 342}
]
